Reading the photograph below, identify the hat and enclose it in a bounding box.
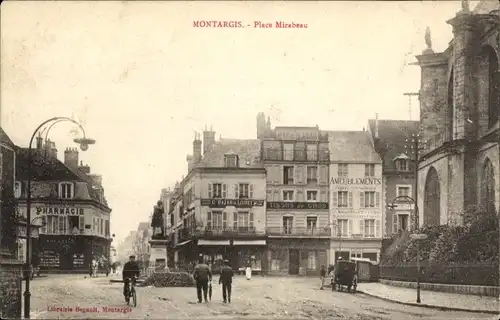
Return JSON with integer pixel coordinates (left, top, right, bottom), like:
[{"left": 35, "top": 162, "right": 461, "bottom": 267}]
[
  {"left": 129, "top": 255, "right": 136, "bottom": 259},
  {"left": 223, "top": 259, "right": 229, "bottom": 263},
  {"left": 338, "top": 257, "right": 343, "bottom": 260}
]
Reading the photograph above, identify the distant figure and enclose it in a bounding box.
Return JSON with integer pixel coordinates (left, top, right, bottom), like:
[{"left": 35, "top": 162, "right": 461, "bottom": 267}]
[
  {"left": 219, "top": 260, "right": 233, "bottom": 303},
  {"left": 92, "top": 258, "right": 98, "bottom": 277},
  {"left": 193, "top": 256, "right": 212, "bottom": 303},
  {"left": 245, "top": 261, "right": 252, "bottom": 280},
  {"left": 88, "top": 263, "right": 93, "bottom": 277},
  {"left": 112, "top": 263, "right": 117, "bottom": 274},
  {"left": 320, "top": 265, "right": 326, "bottom": 290}
]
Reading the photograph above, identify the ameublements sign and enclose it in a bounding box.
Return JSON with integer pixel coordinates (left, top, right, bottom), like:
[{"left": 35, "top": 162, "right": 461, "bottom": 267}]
[
  {"left": 36, "top": 206, "right": 84, "bottom": 216},
  {"left": 330, "top": 177, "right": 381, "bottom": 185},
  {"left": 267, "top": 202, "right": 329, "bottom": 210},
  {"left": 201, "top": 199, "right": 265, "bottom": 208}
]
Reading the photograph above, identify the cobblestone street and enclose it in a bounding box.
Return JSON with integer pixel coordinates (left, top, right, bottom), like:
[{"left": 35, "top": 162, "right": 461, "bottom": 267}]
[{"left": 25, "top": 275, "right": 496, "bottom": 319}]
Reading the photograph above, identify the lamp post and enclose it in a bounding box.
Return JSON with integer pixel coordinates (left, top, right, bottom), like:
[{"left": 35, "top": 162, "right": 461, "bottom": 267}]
[
  {"left": 324, "top": 222, "right": 343, "bottom": 261},
  {"left": 24, "top": 117, "right": 95, "bottom": 319},
  {"left": 388, "top": 195, "right": 427, "bottom": 304}
]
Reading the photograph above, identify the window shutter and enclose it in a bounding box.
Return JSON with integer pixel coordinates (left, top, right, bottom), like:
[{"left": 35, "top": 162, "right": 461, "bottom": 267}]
[
  {"left": 337, "top": 164, "right": 341, "bottom": 177},
  {"left": 223, "top": 211, "right": 227, "bottom": 228},
  {"left": 208, "top": 184, "right": 213, "bottom": 198},
  {"left": 332, "top": 192, "right": 338, "bottom": 208},
  {"left": 375, "top": 192, "right": 380, "bottom": 207},
  {"left": 222, "top": 184, "right": 227, "bottom": 198},
  {"left": 273, "top": 190, "right": 279, "bottom": 201},
  {"left": 318, "top": 165, "right": 327, "bottom": 185},
  {"left": 234, "top": 184, "right": 239, "bottom": 199},
  {"left": 266, "top": 190, "right": 272, "bottom": 201},
  {"left": 233, "top": 212, "right": 238, "bottom": 229},
  {"left": 207, "top": 212, "right": 212, "bottom": 228},
  {"left": 348, "top": 220, "right": 352, "bottom": 237},
  {"left": 360, "top": 192, "right": 365, "bottom": 208},
  {"left": 392, "top": 213, "right": 398, "bottom": 234},
  {"left": 320, "top": 190, "right": 327, "bottom": 202},
  {"left": 360, "top": 220, "right": 365, "bottom": 237},
  {"left": 279, "top": 166, "right": 284, "bottom": 184},
  {"left": 249, "top": 211, "right": 254, "bottom": 228},
  {"left": 348, "top": 192, "right": 353, "bottom": 207},
  {"left": 364, "top": 164, "right": 368, "bottom": 177},
  {"left": 79, "top": 216, "right": 85, "bottom": 231},
  {"left": 249, "top": 184, "right": 254, "bottom": 199},
  {"left": 376, "top": 219, "right": 381, "bottom": 238}
]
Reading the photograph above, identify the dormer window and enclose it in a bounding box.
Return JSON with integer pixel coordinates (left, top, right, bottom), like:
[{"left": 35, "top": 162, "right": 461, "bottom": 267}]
[
  {"left": 224, "top": 152, "right": 239, "bottom": 167},
  {"left": 59, "top": 182, "right": 75, "bottom": 199},
  {"left": 393, "top": 153, "right": 410, "bottom": 172}
]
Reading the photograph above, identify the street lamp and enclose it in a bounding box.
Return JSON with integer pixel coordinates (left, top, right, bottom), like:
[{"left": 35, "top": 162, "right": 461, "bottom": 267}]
[
  {"left": 324, "top": 222, "right": 343, "bottom": 261},
  {"left": 388, "top": 195, "right": 426, "bottom": 304},
  {"left": 24, "top": 117, "right": 95, "bottom": 319}
]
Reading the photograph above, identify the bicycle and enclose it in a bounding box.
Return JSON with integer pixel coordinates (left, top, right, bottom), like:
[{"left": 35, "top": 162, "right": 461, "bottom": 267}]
[{"left": 125, "top": 277, "right": 137, "bottom": 307}]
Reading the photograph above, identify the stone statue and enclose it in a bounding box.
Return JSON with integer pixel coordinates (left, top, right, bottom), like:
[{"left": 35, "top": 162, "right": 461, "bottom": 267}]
[
  {"left": 461, "top": 0, "right": 470, "bottom": 12},
  {"left": 425, "top": 27, "right": 432, "bottom": 50},
  {"left": 151, "top": 200, "right": 165, "bottom": 237}
]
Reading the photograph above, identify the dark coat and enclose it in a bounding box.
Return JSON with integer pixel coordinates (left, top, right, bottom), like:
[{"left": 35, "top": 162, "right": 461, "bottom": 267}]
[
  {"left": 193, "top": 263, "right": 212, "bottom": 282},
  {"left": 122, "top": 261, "right": 140, "bottom": 280},
  {"left": 219, "top": 265, "right": 233, "bottom": 284}
]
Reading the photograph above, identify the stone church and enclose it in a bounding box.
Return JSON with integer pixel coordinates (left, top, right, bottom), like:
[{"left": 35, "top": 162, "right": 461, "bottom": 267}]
[{"left": 416, "top": 0, "right": 499, "bottom": 226}]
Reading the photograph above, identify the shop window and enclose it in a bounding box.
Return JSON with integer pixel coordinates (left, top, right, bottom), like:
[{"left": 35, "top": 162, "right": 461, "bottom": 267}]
[{"left": 307, "top": 251, "right": 317, "bottom": 270}]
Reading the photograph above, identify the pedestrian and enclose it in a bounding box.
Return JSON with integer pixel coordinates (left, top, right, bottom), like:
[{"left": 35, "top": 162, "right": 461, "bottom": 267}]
[
  {"left": 193, "top": 256, "right": 212, "bottom": 303},
  {"left": 245, "top": 260, "right": 252, "bottom": 280},
  {"left": 219, "top": 260, "right": 233, "bottom": 303},
  {"left": 320, "top": 265, "right": 326, "bottom": 290},
  {"left": 88, "top": 263, "right": 93, "bottom": 278},
  {"left": 122, "top": 255, "right": 140, "bottom": 303}
]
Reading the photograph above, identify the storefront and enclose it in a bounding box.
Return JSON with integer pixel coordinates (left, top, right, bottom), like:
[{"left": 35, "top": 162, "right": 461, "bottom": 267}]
[
  {"left": 267, "top": 239, "right": 329, "bottom": 276},
  {"left": 330, "top": 239, "right": 381, "bottom": 263}
]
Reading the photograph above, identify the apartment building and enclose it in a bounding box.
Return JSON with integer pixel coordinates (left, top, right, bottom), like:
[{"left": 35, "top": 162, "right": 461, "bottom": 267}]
[
  {"left": 329, "top": 131, "right": 383, "bottom": 263},
  {"left": 260, "top": 117, "right": 330, "bottom": 276}
]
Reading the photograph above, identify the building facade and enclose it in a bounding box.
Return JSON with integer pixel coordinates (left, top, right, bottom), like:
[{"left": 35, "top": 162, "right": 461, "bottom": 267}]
[
  {"left": 329, "top": 131, "right": 383, "bottom": 263},
  {"left": 416, "top": 1, "right": 500, "bottom": 226},
  {"left": 133, "top": 222, "right": 151, "bottom": 270},
  {"left": 15, "top": 140, "right": 112, "bottom": 273},
  {"left": 368, "top": 118, "right": 420, "bottom": 236},
  {"left": 176, "top": 132, "right": 267, "bottom": 274},
  {"left": 261, "top": 120, "right": 330, "bottom": 275}
]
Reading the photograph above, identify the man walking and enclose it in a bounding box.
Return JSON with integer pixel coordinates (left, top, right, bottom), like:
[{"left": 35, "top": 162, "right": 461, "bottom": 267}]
[
  {"left": 219, "top": 260, "right": 233, "bottom": 303},
  {"left": 319, "top": 265, "right": 326, "bottom": 289},
  {"left": 193, "top": 256, "right": 212, "bottom": 303}
]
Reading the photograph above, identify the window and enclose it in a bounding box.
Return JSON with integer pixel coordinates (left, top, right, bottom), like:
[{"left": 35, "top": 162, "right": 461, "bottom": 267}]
[
  {"left": 396, "top": 159, "right": 408, "bottom": 171},
  {"left": 224, "top": 155, "right": 238, "bottom": 167},
  {"left": 307, "top": 251, "right": 317, "bottom": 269},
  {"left": 283, "top": 216, "right": 293, "bottom": 234},
  {"left": 306, "top": 190, "right": 318, "bottom": 201},
  {"left": 306, "top": 217, "right": 317, "bottom": 233},
  {"left": 306, "top": 144, "right": 317, "bottom": 161},
  {"left": 79, "top": 216, "right": 85, "bottom": 232},
  {"left": 59, "top": 182, "right": 74, "bottom": 199},
  {"left": 283, "top": 143, "right": 294, "bottom": 161},
  {"left": 337, "top": 219, "right": 348, "bottom": 237},
  {"left": 207, "top": 211, "right": 226, "bottom": 230},
  {"left": 233, "top": 211, "right": 254, "bottom": 230},
  {"left": 397, "top": 186, "right": 411, "bottom": 197},
  {"left": 364, "top": 219, "right": 375, "bottom": 237},
  {"left": 14, "top": 181, "right": 23, "bottom": 198},
  {"left": 306, "top": 166, "right": 318, "bottom": 184},
  {"left": 238, "top": 183, "right": 250, "bottom": 199},
  {"left": 209, "top": 183, "right": 226, "bottom": 198},
  {"left": 337, "top": 191, "right": 349, "bottom": 207},
  {"left": 283, "top": 190, "right": 294, "bottom": 201},
  {"left": 283, "top": 166, "right": 294, "bottom": 185},
  {"left": 100, "top": 219, "right": 104, "bottom": 236},
  {"left": 365, "top": 164, "right": 375, "bottom": 177},
  {"left": 337, "top": 164, "right": 348, "bottom": 177},
  {"left": 58, "top": 216, "right": 67, "bottom": 234},
  {"left": 361, "top": 191, "right": 379, "bottom": 208},
  {"left": 351, "top": 251, "right": 362, "bottom": 259}
]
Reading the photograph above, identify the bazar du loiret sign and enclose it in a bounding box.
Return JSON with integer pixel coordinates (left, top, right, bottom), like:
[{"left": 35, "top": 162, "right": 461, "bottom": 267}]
[{"left": 201, "top": 198, "right": 265, "bottom": 208}]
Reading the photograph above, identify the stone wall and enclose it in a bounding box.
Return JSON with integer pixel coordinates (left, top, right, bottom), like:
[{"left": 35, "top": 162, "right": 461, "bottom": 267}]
[{"left": 0, "top": 259, "right": 22, "bottom": 319}]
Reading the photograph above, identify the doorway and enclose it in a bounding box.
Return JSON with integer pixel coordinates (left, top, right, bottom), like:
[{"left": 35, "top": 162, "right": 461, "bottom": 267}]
[{"left": 289, "top": 249, "right": 300, "bottom": 275}]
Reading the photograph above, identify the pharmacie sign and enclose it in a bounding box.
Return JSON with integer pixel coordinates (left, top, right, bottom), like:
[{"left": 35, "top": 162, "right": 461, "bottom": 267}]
[
  {"left": 35, "top": 206, "right": 84, "bottom": 216},
  {"left": 330, "top": 177, "right": 381, "bottom": 185}
]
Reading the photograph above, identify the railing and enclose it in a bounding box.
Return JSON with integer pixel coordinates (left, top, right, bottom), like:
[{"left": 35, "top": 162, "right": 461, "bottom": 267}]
[
  {"left": 262, "top": 148, "right": 330, "bottom": 162},
  {"left": 195, "top": 226, "right": 266, "bottom": 237},
  {"left": 266, "top": 227, "right": 330, "bottom": 237}
]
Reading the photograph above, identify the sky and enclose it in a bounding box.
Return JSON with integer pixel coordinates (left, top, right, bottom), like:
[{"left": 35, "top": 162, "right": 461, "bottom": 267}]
[{"left": 0, "top": 0, "right": 480, "bottom": 243}]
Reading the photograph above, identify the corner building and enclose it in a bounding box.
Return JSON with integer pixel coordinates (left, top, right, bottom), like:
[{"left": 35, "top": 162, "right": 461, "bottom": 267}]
[
  {"left": 260, "top": 120, "right": 330, "bottom": 275},
  {"left": 328, "top": 131, "right": 383, "bottom": 263}
]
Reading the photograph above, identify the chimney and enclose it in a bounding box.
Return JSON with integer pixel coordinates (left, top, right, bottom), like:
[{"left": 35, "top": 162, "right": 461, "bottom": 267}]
[
  {"left": 203, "top": 126, "right": 216, "bottom": 155},
  {"left": 51, "top": 141, "right": 57, "bottom": 158},
  {"left": 36, "top": 135, "right": 43, "bottom": 151},
  {"left": 78, "top": 160, "right": 91, "bottom": 174},
  {"left": 375, "top": 113, "right": 379, "bottom": 139},
  {"left": 193, "top": 132, "right": 202, "bottom": 163},
  {"left": 186, "top": 154, "right": 194, "bottom": 172},
  {"left": 89, "top": 174, "right": 102, "bottom": 186},
  {"left": 64, "top": 147, "right": 79, "bottom": 168}
]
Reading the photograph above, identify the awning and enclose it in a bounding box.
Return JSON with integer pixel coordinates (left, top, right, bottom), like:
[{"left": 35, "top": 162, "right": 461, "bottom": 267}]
[
  {"left": 198, "top": 239, "right": 230, "bottom": 246},
  {"left": 176, "top": 240, "right": 192, "bottom": 247},
  {"left": 233, "top": 240, "right": 266, "bottom": 246}
]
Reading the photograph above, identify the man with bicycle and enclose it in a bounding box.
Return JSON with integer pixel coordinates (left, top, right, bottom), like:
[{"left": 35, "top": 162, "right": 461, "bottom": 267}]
[{"left": 122, "top": 255, "right": 140, "bottom": 303}]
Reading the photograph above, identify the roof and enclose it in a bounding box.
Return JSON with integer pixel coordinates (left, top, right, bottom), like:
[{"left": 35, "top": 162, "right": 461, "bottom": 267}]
[
  {"left": 473, "top": 0, "right": 499, "bottom": 14},
  {"left": 0, "top": 127, "right": 14, "bottom": 146},
  {"left": 367, "top": 119, "right": 420, "bottom": 171},
  {"left": 196, "top": 138, "right": 263, "bottom": 169},
  {"left": 16, "top": 148, "right": 82, "bottom": 182},
  {"left": 327, "top": 131, "right": 381, "bottom": 163}
]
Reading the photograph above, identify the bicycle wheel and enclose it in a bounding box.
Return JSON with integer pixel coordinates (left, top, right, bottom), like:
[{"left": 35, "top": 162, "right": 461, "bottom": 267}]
[{"left": 132, "top": 288, "right": 137, "bottom": 307}]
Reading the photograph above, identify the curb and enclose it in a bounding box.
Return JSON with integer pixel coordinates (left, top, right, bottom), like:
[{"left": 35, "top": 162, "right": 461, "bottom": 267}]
[{"left": 357, "top": 290, "right": 500, "bottom": 315}]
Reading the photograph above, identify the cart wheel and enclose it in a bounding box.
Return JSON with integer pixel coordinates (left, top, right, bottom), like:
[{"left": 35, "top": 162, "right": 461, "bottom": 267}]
[{"left": 347, "top": 286, "right": 351, "bottom": 293}]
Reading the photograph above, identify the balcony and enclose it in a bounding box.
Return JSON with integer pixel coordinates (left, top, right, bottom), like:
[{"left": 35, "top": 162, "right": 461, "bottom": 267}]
[
  {"left": 194, "top": 226, "right": 266, "bottom": 238},
  {"left": 266, "top": 227, "right": 330, "bottom": 238}
]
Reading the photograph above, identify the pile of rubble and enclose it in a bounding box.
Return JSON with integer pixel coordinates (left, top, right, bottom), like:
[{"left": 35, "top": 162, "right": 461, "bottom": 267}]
[{"left": 139, "top": 271, "right": 196, "bottom": 287}]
